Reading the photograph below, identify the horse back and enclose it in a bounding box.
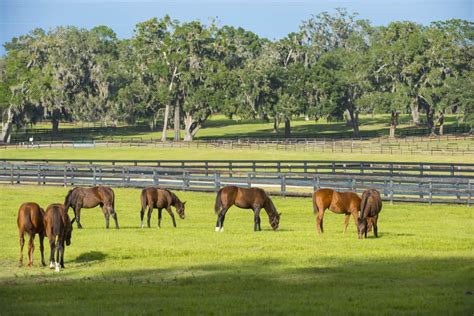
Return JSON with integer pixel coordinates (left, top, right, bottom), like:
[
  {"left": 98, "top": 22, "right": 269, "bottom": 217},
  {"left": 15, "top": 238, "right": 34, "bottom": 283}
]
[
  {"left": 234, "top": 187, "right": 266, "bottom": 208},
  {"left": 17, "top": 202, "right": 45, "bottom": 235},
  {"left": 44, "top": 204, "right": 68, "bottom": 240},
  {"left": 361, "top": 190, "right": 382, "bottom": 218},
  {"left": 313, "top": 188, "right": 334, "bottom": 211},
  {"left": 143, "top": 187, "right": 172, "bottom": 208}
]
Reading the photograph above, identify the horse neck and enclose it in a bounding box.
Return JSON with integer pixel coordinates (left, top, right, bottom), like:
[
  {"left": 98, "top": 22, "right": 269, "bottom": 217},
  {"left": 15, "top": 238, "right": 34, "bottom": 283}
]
[
  {"left": 170, "top": 192, "right": 180, "bottom": 207},
  {"left": 263, "top": 197, "right": 277, "bottom": 219}
]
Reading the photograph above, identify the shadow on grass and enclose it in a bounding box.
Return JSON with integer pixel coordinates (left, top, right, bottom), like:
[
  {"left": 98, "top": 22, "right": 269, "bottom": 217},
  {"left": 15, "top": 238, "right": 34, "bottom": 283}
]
[
  {"left": 0, "top": 257, "right": 471, "bottom": 314},
  {"left": 73, "top": 251, "right": 107, "bottom": 263}
]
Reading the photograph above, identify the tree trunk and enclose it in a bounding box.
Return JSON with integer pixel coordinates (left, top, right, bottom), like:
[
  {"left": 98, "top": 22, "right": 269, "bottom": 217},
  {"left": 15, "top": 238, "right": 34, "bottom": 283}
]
[
  {"left": 273, "top": 116, "right": 280, "bottom": 133},
  {"left": 52, "top": 118, "right": 59, "bottom": 135},
  {"left": 426, "top": 108, "right": 436, "bottom": 136},
  {"left": 410, "top": 99, "right": 420, "bottom": 125},
  {"left": 389, "top": 111, "right": 399, "bottom": 138},
  {"left": 173, "top": 104, "right": 180, "bottom": 141},
  {"left": 284, "top": 117, "right": 291, "bottom": 139},
  {"left": 161, "top": 105, "right": 170, "bottom": 141},
  {"left": 348, "top": 109, "right": 360, "bottom": 137},
  {"left": 438, "top": 111, "right": 445, "bottom": 136},
  {"left": 1, "top": 106, "right": 13, "bottom": 143},
  {"left": 183, "top": 113, "right": 201, "bottom": 142}
]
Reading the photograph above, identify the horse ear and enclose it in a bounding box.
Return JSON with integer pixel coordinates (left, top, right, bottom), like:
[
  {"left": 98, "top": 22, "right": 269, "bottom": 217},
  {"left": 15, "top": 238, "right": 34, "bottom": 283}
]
[
  {"left": 278, "top": 212, "right": 282, "bottom": 217},
  {"left": 183, "top": 201, "right": 186, "bottom": 205}
]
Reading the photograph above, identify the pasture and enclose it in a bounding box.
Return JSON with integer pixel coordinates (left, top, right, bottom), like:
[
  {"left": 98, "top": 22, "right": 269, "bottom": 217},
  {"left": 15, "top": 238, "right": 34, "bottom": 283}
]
[{"left": 0, "top": 185, "right": 472, "bottom": 314}]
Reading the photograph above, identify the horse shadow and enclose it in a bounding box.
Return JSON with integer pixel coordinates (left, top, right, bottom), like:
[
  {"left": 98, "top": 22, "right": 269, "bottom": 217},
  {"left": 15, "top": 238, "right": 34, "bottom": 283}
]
[{"left": 73, "top": 251, "right": 107, "bottom": 264}]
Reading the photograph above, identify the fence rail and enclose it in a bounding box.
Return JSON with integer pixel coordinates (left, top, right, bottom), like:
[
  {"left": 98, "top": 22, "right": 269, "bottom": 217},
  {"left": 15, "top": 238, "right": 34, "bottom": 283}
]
[
  {"left": 3, "top": 134, "right": 473, "bottom": 155},
  {"left": 1, "top": 162, "right": 472, "bottom": 205},
  {"left": 2, "top": 158, "right": 473, "bottom": 178}
]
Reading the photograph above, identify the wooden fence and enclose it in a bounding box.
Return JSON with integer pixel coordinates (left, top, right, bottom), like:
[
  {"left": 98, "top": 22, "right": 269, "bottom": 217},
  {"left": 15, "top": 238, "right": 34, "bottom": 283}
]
[
  {"left": 1, "top": 162, "right": 472, "bottom": 205},
  {"left": 2, "top": 159, "right": 473, "bottom": 178},
  {"left": 3, "top": 134, "right": 473, "bottom": 155}
]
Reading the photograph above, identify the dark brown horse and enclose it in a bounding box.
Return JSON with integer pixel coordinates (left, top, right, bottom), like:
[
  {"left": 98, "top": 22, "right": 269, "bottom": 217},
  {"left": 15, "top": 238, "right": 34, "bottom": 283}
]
[
  {"left": 44, "top": 203, "right": 73, "bottom": 272},
  {"left": 313, "top": 188, "right": 361, "bottom": 235},
  {"left": 139, "top": 187, "right": 186, "bottom": 228},
  {"left": 358, "top": 189, "right": 383, "bottom": 239},
  {"left": 214, "top": 186, "right": 281, "bottom": 232},
  {"left": 17, "top": 202, "right": 46, "bottom": 267},
  {"left": 64, "top": 186, "right": 119, "bottom": 229}
]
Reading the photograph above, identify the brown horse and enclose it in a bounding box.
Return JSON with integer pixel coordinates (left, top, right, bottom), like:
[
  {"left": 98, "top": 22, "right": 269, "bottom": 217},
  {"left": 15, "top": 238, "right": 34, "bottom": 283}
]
[
  {"left": 214, "top": 186, "right": 281, "bottom": 232},
  {"left": 44, "top": 204, "right": 73, "bottom": 272},
  {"left": 64, "top": 186, "right": 119, "bottom": 229},
  {"left": 358, "top": 189, "right": 383, "bottom": 239},
  {"left": 139, "top": 187, "right": 186, "bottom": 228},
  {"left": 313, "top": 188, "right": 361, "bottom": 235},
  {"left": 17, "top": 202, "right": 46, "bottom": 267}
]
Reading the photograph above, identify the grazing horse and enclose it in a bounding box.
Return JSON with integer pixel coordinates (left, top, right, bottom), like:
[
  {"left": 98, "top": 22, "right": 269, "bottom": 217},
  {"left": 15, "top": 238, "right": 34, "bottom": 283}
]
[
  {"left": 312, "top": 188, "right": 361, "bottom": 235},
  {"left": 64, "top": 186, "right": 119, "bottom": 229},
  {"left": 214, "top": 186, "right": 281, "bottom": 232},
  {"left": 139, "top": 188, "right": 186, "bottom": 228},
  {"left": 358, "top": 189, "right": 383, "bottom": 239},
  {"left": 44, "top": 204, "right": 73, "bottom": 272},
  {"left": 17, "top": 202, "right": 46, "bottom": 267}
]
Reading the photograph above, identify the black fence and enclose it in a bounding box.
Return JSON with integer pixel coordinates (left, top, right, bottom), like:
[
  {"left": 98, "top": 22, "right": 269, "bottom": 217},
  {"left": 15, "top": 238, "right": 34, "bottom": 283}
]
[
  {"left": 2, "top": 159, "right": 473, "bottom": 178},
  {"left": 1, "top": 162, "right": 472, "bottom": 205}
]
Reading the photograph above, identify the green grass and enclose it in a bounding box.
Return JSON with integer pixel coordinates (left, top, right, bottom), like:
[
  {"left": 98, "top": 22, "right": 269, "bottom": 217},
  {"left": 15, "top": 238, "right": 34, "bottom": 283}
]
[
  {"left": 0, "top": 185, "right": 472, "bottom": 314},
  {"left": 12, "top": 113, "right": 466, "bottom": 141},
  {"left": 2, "top": 146, "right": 473, "bottom": 163}
]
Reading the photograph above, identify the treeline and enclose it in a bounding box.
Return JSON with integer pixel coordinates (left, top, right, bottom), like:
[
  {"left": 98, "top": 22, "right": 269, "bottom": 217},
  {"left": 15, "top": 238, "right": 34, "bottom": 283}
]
[{"left": 0, "top": 9, "right": 472, "bottom": 142}]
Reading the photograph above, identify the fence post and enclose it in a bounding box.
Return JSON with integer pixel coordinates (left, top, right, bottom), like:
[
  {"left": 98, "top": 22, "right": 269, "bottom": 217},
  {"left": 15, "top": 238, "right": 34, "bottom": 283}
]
[
  {"left": 390, "top": 179, "right": 394, "bottom": 204},
  {"left": 214, "top": 172, "right": 220, "bottom": 190},
  {"left": 153, "top": 170, "right": 158, "bottom": 185},
  {"left": 10, "top": 164, "right": 13, "bottom": 185},
  {"left": 247, "top": 173, "right": 252, "bottom": 188},
  {"left": 467, "top": 180, "right": 472, "bottom": 207},
  {"left": 429, "top": 180, "right": 433, "bottom": 206},
  {"left": 37, "top": 165, "right": 41, "bottom": 185},
  {"left": 93, "top": 166, "right": 97, "bottom": 186},
  {"left": 63, "top": 165, "right": 67, "bottom": 187},
  {"left": 351, "top": 178, "right": 356, "bottom": 191},
  {"left": 182, "top": 171, "right": 188, "bottom": 189},
  {"left": 281, "top": 175, "right": 286, "bottom": 196}
]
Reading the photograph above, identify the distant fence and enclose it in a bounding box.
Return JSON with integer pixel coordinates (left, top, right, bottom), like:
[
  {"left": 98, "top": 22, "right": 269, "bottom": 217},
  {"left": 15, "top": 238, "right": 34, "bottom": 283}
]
[
  {"left": 1, "top": 162, "right": 472, "bottom": 205},
  {"left": 10, "top": 124, "right": 471, "bottom": 142},
  {"left": 2, "top": 158, "right": 474, "bottom": 178},
  {"left": 2, "top": 134, "right": 474, "bottom": 155}
]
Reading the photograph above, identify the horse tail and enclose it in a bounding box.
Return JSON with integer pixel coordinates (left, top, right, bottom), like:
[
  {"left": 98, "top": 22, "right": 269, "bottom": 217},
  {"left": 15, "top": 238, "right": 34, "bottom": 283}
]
[
  {"left": 64, "top": 189, "right": 74, "bottom": 212},
  {"left": 360, "top": 192, "right": 369, "bottom": 222},
  {"left": 312, "top": 192, "right": 319, "bottom": 214},
  {"left": 140, "top": 189, "right": 148, "bottom": 212},
  {"left": 214, "top": 189, "right": 223, "bottom": 215}
]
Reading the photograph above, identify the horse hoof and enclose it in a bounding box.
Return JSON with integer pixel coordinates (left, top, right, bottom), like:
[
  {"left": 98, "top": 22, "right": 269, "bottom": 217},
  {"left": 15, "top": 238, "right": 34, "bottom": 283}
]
[
  {"left": 49, "top": 262, "right": 55, "bottom": 269},
  {"left": 219, "top": 227, "right": 224, "bottom": 233}
]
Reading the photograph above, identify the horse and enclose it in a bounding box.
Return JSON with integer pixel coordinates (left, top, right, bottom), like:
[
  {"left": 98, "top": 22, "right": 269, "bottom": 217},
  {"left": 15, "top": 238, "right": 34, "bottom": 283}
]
[
  {"left": 214, "top": 186, "right": 281, "bottom": 232},
  {"left": 139, "top": 187, "right": 186, "bottom": 228},
  {"left": 64, "top": 186, "right": 119, "bottom": 229},
  {"left": 17, "top": 202, "right": 46, "bottom": 267},
  {"left": 44, "top": 203, "right": 73, "bottom": 272},
  {"left": 312, "top": 188, "right": 361, "bottom": 235},
  {"left": 358, "top": 189, "right": 383, "bottom": 239}
]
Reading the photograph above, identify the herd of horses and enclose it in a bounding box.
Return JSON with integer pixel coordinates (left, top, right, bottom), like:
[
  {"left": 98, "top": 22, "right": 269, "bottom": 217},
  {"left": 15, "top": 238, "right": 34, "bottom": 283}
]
[{"left": 17, "top": 185, "right": 382, "bottom": 271}]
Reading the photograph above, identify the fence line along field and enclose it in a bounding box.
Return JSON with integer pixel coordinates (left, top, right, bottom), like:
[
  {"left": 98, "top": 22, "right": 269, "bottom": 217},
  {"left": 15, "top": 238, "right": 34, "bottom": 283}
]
[{"left": 0, "top": 186, "right": 472, "bottom": 314}]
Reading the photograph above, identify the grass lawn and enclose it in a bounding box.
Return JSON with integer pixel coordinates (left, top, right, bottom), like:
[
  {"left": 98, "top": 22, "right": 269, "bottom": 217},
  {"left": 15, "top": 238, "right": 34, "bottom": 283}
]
[
  {"left": 0, "top": 185, "right": 472, "bottom": 314},
  {"left": 2, "top": 146, "right": 473, "bottom": 163}
]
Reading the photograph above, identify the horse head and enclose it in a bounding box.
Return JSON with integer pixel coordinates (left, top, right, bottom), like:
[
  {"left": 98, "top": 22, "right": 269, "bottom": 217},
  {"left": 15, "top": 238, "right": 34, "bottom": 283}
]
[
  {"left": 270, "top": 212, "right": 281, "bottom": 231},
  {"left": 176, "top": 201, "right": 186, "bottom": 219}
]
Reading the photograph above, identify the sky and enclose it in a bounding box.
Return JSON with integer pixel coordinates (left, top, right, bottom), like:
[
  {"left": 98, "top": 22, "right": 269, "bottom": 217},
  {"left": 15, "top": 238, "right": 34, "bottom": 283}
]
[{"left": 0, "top": 0, "right": 472, "bottom": 55}]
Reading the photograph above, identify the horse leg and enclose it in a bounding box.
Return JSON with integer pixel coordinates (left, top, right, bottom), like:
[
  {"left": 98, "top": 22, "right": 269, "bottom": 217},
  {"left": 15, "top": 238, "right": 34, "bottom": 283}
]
[
  {"left": 351, "top": 210, "right": 359, "bottom": 236},
  {"left": 166, "top": 207, "right": 176, "bottom": 228},
  {"left": 343, "top": 214, "right": 350, "bottom": 234},
  {"left": 140, "top": 207, "right": 145, "bottom": 228},
  {"left": 60, "top": 241, "right": 65, "bottom": 268},
  {"left": 316, "top": 209, "right": 325, "bottom": 234},
  {"left": 110, "top": 207, "right": 119, "bottom": 229},
  {"left": 55, "top": 241, "right": 62, "bottom": 272},
  {"left": 147, "top": 207, "right": 153, "bottom": 228},
  {"left": 75, "top": 208, "right": 83, "bottom": 229},
  {"left": 373, "top": 216, "right": 379, "bottom": 238},
  {"left": 49, "top": 239, "right": 56, "bottom": 269},
  {"left": 39, "top": 233, "right": 46, "bottom": 266},
  {"left": 253, "top": 207, "right": 262, "bottom": 232},
  {"left": 218, "top": 208, "right": 229, "bottom": 232},
  {"left": 104, "top": 211, "right": 110, "bottom": 229},
  {"left": 27, "top": 234, "right": 35, "bottom": 267},
  {"left": 158, "top": 208, "right": 163, "bottom": 228},
  {"left": 18, "top": 231, "right": 25, "bottom": 266}
]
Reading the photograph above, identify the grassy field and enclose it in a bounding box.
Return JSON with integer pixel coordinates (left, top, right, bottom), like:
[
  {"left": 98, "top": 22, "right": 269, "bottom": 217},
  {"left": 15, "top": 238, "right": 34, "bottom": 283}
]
[
  {"left": 12, "top": 113, "right": 467, "bottom": 141},
  {"left": 2, "top": 146, "right": 473, "bottom": 163},
  {"left": 0, "top": 185, "right": 472, "bottom": 314}
]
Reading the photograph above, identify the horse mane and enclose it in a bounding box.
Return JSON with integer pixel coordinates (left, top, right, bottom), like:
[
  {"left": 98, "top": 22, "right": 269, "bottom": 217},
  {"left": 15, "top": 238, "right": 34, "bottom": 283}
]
[
  {"left": 163, "top": 188, "right": 181, "bottom": 206},
  {"left": 263, "top": 193, "right": 278, "bottom": 218},
  {"left": 64, "top": 187, "right": 78, "bottom": 211}
]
